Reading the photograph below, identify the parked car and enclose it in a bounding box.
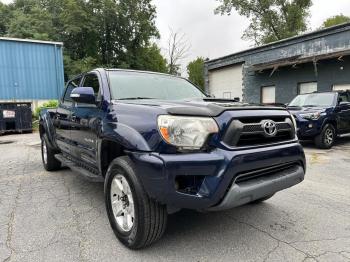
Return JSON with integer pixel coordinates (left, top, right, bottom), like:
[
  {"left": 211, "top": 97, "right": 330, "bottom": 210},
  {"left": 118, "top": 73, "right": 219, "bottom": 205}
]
[
  {"left": 288, "top": 90, "right": 350, "bottom": 149},
  {"left": 39, "top": 68, "right": 306, "bottom": 249}
]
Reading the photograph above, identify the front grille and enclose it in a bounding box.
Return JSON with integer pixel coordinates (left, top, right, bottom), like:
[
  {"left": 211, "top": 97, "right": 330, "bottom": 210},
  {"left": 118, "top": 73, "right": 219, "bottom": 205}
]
[
  {"left": 222, "top": 116, "right": 295, "bottom": 147},
  {"left": 235, "top": 162, "right": 300, "bottom": 183}
]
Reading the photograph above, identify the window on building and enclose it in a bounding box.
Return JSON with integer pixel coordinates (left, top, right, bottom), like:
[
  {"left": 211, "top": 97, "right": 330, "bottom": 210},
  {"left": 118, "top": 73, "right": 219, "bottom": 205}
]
[
  {"left": 261, "top": 86, "right": 276, "bottom": 104},
  {"left": 333, "top": 84, "right": 350, "bottom": 91},
  {"left": 298, "top": 82, "right": 317, "bottom": 94},
  {"left": 63, "top": 77, "right": 81, "bottom": 106},
  {"left": 223, "top": 92, "right": 231, "bottom": 99}
]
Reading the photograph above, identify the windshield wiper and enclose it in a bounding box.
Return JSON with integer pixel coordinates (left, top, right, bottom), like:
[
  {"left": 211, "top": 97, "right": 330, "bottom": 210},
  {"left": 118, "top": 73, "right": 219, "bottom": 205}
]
[
  {"left": 117, "top": 97, "right": 156, "bottom": 100},
  {"left": 303, "top": 105, "right": 317, "bottom": 107}
]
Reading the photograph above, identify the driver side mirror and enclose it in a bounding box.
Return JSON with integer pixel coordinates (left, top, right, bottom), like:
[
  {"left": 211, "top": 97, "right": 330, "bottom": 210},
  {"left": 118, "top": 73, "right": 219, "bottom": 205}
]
[{"left": 70, "top": 87, "right": 96, "bottom": 104}]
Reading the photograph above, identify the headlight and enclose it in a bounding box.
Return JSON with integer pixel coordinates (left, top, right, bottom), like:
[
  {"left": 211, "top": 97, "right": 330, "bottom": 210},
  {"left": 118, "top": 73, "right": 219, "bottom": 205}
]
[
  {"left": 299, "top": 112, "right": 322, "bottom": 120},
  {"left": 158, "top": 115, "right": 219, "bottom": 150}
]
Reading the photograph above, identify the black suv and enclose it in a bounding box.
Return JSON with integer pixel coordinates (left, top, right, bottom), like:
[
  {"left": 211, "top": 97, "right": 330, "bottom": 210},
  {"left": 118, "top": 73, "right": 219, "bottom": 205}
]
[{"left": 288, "top": 90, "right": 350, "bottom": 149}]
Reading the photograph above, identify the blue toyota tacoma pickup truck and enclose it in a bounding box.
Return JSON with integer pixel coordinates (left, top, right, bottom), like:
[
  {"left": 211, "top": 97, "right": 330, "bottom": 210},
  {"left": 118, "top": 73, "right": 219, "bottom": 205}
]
[
  {"left": 288, "top": 90, "right": 350, "bottom": 149},
  {"left": 39, "top": 68, "right": 306, "bottom": 249}
]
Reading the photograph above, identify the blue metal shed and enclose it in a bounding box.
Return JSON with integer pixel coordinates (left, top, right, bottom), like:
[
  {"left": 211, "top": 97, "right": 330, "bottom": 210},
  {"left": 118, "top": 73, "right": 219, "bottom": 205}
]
[{"left": 0, "top": 37, "right": 64, "bottom": 100}]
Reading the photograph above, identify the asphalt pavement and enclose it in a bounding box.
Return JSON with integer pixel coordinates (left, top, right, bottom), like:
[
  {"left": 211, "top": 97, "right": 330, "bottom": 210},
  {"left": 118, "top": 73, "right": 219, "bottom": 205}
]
[{"left": 0, "top": 133, "right": 349, "bottom": 262}]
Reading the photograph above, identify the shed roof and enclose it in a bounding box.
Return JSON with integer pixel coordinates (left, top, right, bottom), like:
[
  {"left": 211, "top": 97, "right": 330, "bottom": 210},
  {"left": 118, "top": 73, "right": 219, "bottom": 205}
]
[
  {"left": 0, "top": 37, "right": 63, "bottom": 46},
  {"left": 252, "top": 49, "right": 350, "bottom": 71},
  {"left": 206, "top": 22, "right": 350, "bottom": 66}
]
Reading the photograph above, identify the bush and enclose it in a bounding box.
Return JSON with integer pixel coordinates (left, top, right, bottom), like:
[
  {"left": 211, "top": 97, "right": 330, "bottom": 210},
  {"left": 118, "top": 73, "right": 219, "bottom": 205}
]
[{"left": 34, "top": 100, "right": 59, "bottom": 119}]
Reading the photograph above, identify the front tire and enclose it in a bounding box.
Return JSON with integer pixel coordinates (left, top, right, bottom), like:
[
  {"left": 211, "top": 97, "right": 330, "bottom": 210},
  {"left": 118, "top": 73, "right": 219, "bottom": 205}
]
[
  {"left": 41, "top": 134, "right": 61, "bottom": 171},
  {"left": 314, "top": 124, "right": 336, "bottom": 149},
  {"left": 104, "top": 156, "right": 167, "bottom": 249}
]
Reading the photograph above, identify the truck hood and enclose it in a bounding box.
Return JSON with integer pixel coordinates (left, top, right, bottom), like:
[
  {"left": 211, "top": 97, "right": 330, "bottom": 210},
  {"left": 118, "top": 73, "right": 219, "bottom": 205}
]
[{"left": 112, "top": 98, "right": 286, "bottom": 117}]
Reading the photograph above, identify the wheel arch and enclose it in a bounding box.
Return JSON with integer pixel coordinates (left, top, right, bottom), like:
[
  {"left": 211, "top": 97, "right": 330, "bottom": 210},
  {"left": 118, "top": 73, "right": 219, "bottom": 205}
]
[
  {"left": 39, "top": 110, "right": 58, "bottom": 149},
  {"left": 323, "top": 118, "right": 337, "bottom": 133},
  {"left": 99, "top": 139, "right": 126, "bottom": 177}
]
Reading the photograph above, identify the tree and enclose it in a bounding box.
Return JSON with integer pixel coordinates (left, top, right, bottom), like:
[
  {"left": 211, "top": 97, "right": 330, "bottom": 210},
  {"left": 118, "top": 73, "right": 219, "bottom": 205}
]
[
  {"left": 0, "top": 2, "right": 11, "bottom": 36},
  {"left": 7, "top": 7, "right": 55, "bottom": 40},
  {"left": 187, "top": 57, "right": 205, "bottom": 91},
  {"left": 1, "top": 0, "right": 168, "bottom": 78},
  {"left": 63, "top": 55, "right": 98, "bottom": 80},
  {"left": 166, "top": 29, "right": 191, "bottom": 75},
  {"left": 322, "top": 14, "right": 350, "bottom": 28},
  {"left": 215, "top": 0, "right": 312, "bottom": 45},
  {"left": 131, "top": 43, "right": 168, "bottom": 73}
]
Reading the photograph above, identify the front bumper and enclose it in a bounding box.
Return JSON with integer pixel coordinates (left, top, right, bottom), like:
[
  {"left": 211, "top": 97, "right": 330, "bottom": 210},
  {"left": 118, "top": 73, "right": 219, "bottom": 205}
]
[
  {"left": 128, "top": 142, "right": 306, "bottom": 211},
  {"left": 295, "top": 117, "right": 326, "bottom": 138},
  {"left": 208, "top": 165, "right": 304, "bottom": 211}
]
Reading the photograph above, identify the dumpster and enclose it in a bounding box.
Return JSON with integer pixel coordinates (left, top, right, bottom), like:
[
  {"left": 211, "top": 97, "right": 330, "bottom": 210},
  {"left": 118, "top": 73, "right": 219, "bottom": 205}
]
[{"left": 0, "top": 102, "right": 32, "bottom": 134}]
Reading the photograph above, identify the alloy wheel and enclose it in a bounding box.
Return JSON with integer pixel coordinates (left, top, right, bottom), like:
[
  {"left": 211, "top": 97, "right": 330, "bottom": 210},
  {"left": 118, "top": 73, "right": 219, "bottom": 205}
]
[
  {"left": 324, "top": 128, "right": 334, "bottom": 145},
  {"left": 110, "top": 175, "right": 135, "bottom": 232}
]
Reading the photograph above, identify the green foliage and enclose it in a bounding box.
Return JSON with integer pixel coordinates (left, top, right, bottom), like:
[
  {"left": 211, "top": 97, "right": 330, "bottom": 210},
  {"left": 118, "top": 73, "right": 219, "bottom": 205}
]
[
  {"left": 1, "top": 0, "right": 167, "bottom": 78},
  {"left": 322, "top": 14, "right": 350, "bottom": 28},
  {"left": 131, "top": 44, "right": 168, "bottom": 73},
  {"left": 215, "top": 0, "right": 312, "bottom": 45},
  {"left": 63, "top": 55, "right": 98, "bottom": 80},
  {"left": 187, "top": 57, "right": 205, "bottom": 91},
  {"left": 0, "top": 2, "right": 12, "bottom": 36},
  {"left": 7, "top": 7, "right": 54, "bottom": 40},
  {"left": 34, "top": 100, "right": 59, "bottom": 118}
]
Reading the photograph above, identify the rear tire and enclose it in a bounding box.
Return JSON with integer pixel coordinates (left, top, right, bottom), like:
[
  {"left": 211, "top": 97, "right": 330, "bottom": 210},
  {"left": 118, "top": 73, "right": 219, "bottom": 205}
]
[
  {"left": 314, "top": 124, "right": 336, "bottom": 149},
  {"left": 105, "top": 156, "right": 167, "bottom": 249},
  {"left": 41, "top": 134, "right": 61, "bottom": 171}
]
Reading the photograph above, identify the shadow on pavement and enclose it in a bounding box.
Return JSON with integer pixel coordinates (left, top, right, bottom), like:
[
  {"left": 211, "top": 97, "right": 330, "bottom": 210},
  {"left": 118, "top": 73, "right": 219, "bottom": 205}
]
[{"left": 300, "top": 135, "right": 350, "bottom": 150}]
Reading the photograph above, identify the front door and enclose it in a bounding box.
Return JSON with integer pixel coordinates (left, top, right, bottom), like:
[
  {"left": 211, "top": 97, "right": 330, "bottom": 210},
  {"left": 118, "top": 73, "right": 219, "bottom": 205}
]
[
  {"left": 337, "top": 92, "right": 350, "bottom": 133},
  {"left": 70, "top": 73, "right": 103, "bottom": 167},
  {"left": 54, "top": 78, "right": 81, "bottom": 154}
]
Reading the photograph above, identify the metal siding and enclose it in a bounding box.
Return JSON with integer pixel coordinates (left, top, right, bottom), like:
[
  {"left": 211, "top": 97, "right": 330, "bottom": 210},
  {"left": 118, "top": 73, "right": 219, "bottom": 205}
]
[{"left": 0, "top": 40, "right": 64, "bottom": 100}]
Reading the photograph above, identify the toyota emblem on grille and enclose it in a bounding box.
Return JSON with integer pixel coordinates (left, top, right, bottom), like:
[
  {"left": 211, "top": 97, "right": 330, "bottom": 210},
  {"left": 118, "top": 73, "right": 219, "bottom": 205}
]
[{"left": 262, "top": 120, "right": 277, "bottom": 137}]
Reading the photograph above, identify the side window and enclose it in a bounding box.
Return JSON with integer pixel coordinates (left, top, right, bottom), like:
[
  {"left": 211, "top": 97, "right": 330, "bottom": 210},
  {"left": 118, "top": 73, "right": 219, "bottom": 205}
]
[
  {"left": 338, "top": 93, "right": 350, "bottom": 103},
  {"left": 63, "top": 77, "right": 81, "bottom": 106},
  {"left": 81, "top": 74, "right": 101, "bottom": 100}
]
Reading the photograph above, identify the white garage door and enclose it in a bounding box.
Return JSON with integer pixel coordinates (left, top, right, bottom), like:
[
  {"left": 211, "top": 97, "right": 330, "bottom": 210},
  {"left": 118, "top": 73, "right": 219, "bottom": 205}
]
[
  {"left": 333, "top": 84, "right": 350, "bottom": 91},
  {"left": 208, "top": 64, "right": 243, "bottom": 100}
]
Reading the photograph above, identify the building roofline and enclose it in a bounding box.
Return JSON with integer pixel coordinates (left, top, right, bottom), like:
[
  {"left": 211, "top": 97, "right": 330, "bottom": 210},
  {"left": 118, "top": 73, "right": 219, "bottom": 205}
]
[
  {"left": 206, "top": 22, "right": 350, "bottom": 65},
  {"left": 0, "top": 37, "right": 63, "bottom": 46}
]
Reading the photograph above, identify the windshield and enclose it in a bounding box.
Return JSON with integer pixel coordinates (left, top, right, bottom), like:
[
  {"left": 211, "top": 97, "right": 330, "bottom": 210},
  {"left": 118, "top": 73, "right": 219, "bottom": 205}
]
[
  {"left": 108, "top": 71, "right": 205, "bottom": 100},
  {"left": 289, "top": 93, "right": 336, "bottom": 107}
]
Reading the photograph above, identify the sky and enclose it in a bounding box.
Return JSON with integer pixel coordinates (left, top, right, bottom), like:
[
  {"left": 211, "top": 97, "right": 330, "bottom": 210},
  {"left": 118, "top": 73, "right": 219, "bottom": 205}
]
[
  {"left": 1, "top": 0, "right": 350, "bottom": 74},
  {"left": 153, "top": 0, "right": 350, "bottom": 74}
]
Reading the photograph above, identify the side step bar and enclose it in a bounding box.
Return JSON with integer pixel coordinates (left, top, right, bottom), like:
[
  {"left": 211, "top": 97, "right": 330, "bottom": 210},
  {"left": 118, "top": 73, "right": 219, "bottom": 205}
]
[{"left": 55, "top": 154, "right": 104, "bottom": 183}]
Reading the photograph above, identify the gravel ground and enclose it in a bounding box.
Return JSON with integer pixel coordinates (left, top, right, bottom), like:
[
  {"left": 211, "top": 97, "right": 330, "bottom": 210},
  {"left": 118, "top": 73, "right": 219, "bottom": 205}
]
[{"left": 0, "top": 133, "right": 349, "bottom": 262}]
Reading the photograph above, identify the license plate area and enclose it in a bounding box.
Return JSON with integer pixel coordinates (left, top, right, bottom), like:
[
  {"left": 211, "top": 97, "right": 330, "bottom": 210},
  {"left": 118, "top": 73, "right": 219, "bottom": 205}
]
[{"left": 3, "top": 110, "right": 16, "bottom": 118}]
